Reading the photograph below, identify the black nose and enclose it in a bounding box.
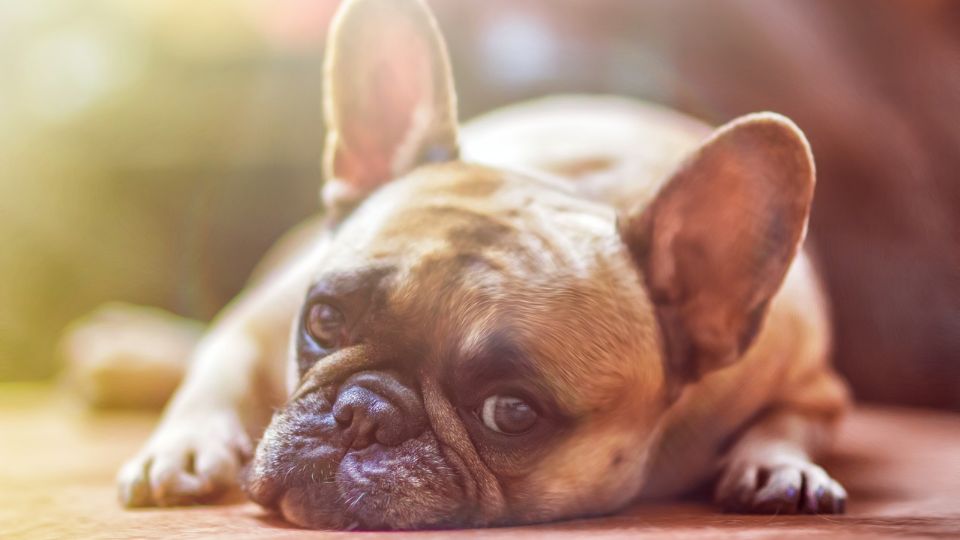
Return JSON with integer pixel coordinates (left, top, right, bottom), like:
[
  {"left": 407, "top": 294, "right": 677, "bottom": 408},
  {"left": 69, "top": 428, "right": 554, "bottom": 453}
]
[{"left": 332, "top": 371, "right": 426, "bottom": 449}]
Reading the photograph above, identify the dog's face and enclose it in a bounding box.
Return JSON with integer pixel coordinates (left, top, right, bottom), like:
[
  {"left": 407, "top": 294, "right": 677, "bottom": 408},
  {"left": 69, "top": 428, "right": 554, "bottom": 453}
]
[
  {"left": 246, "top": 164, "right": 667, "bottom": 528},
  {"left": 244, "top": 0, "right": 816, "bottom": 530}
]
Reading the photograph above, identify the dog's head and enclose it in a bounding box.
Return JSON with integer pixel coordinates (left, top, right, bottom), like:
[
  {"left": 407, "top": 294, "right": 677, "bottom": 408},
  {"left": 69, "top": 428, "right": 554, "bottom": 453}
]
[{"left": 244, "top": 0, "right": 816, "bottom": 529}]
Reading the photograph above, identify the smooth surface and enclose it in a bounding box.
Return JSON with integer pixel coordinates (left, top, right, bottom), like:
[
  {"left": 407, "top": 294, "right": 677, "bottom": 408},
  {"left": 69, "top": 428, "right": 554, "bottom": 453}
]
[{"left": 1, "top": 384, "right": 958, "bottom": 539}]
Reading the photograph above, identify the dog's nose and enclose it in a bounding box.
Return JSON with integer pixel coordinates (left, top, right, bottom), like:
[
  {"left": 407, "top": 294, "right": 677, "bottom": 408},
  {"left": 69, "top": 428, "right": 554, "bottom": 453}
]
[{"left": 332, "top": 371, "right": 426, "bottom": 449}]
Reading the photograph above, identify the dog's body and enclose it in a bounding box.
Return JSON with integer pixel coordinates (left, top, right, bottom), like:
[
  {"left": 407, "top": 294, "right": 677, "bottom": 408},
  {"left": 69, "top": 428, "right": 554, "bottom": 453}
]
[{"left": 116, "top": 0, "right": 848, "bottom": 529}]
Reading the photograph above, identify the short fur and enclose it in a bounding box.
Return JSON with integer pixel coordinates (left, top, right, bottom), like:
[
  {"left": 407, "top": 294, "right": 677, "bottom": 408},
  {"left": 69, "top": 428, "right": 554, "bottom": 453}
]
[{"left": 117, "top": 0, "right": 849, "bottom": 529}]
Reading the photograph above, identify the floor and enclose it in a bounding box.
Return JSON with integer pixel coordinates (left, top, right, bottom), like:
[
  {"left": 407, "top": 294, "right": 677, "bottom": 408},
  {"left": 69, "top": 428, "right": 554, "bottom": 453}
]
[{"left": 2, "top": 384, "right": 959, "bottom": 539}]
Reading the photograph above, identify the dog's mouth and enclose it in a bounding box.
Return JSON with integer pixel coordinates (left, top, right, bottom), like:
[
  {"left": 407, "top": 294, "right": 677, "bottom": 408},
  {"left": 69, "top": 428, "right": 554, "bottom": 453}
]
[{"left": 243, "top": 374, "right": 467, "bottom": 530}]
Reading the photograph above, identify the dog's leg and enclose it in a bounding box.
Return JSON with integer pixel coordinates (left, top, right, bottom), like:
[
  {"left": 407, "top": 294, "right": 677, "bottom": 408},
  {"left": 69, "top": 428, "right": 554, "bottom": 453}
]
[
  {"left": 714, "top": 379, "right": 849, "bottom": 514},
  {"left": 117, "top": 247, "right": 323, "bottom": 507}
]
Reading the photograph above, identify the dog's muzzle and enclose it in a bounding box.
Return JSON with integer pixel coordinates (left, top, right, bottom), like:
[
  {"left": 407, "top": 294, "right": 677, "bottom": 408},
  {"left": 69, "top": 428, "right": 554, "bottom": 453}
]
[{"left": 244, "top": 369, "right": 464, "bottom": 530}]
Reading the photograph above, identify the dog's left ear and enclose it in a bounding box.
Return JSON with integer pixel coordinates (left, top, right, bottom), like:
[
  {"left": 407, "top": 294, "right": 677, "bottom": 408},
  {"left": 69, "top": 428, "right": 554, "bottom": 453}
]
[
  {"left": 620, "top": 113, "right": 815, "bottom": 385},
  {"left": 321, "top": 0, "right": 459, "bottom": 215}
]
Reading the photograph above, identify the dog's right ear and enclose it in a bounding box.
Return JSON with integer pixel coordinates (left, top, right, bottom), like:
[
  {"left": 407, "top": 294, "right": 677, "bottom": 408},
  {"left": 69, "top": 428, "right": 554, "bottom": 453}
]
[{"left": 321, "top": 0, "right": 459, "bottom": 217}]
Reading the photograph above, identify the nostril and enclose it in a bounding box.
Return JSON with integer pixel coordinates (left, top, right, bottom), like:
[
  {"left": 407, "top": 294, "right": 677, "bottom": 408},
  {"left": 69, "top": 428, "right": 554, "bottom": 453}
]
[{"left": 333, "top": 386, "right": 382, "bottom": 449}]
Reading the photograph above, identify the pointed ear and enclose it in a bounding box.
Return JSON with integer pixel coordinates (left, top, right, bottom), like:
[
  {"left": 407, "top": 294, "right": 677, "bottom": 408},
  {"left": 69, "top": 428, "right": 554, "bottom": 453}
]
[
  {"left": 619, "top": 113, "right": 816, "bottom": 384},
  {"left": 321, "top": 0, "right": 459, "bottom": 215}
]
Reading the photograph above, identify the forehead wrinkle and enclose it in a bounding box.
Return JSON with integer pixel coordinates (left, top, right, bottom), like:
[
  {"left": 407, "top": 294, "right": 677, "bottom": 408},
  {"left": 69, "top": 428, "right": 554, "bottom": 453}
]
[
  {"left": 444, "top": 292, "right": 596, "bottom": 415},
  {"left": 453, "top": 321, "right": 555, "bottom": 395}
]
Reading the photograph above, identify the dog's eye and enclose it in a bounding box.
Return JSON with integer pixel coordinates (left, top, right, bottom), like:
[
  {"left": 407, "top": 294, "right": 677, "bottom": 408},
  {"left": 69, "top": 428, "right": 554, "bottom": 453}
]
[
  {"left": 480, "top": 395, "right": 538, "bottom": 435},
  {"left": 306, "top": 303, "right": 345, "bottom": 349}
]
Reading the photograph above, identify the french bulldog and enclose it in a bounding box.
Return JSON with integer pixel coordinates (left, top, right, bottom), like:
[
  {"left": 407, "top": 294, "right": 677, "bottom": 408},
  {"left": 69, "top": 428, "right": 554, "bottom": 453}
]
[{"left": 116, "top": 0, "right": 850, "bottom": 529}]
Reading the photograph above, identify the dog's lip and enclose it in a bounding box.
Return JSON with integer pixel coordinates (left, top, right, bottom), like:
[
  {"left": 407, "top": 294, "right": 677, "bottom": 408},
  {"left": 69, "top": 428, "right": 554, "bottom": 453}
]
[
  {"left": 244, "top": 406, "right": 346, "bottom": 510},
  {"left": 248, "top": 372, "right": 498, "bottom": 529},
  {"left": 276, "top": 486, "right": 353, "bottom": 530},
  {"left": 243, "top": 463, "right": 284, "bottom": 509},
  {"left": 245, "top": 445, "right": 347, "bottom": 512},
  {"left": 336, "top": 436, "right": 470, "bottom": 530},
  {"left": 249, "top": 428, "right": 480, "bottom": 529}
]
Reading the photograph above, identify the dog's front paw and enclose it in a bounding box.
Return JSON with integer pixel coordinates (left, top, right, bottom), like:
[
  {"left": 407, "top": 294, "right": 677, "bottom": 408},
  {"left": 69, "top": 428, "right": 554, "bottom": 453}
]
[
  {"left": 117, "top": 411, "right": 252, "bottom": 507},
  {"left": 715, "top": 455, "right": 847, "bottom": 514}
]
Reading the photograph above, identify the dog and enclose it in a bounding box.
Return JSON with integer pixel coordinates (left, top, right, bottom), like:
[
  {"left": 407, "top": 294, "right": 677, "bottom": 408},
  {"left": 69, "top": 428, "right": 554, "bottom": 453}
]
[{"left": 115, "top": 0, "right": 850, "bottom": 529}]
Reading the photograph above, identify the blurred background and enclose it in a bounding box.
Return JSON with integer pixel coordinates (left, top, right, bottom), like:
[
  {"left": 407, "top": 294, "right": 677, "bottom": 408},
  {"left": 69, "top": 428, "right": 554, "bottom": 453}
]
[{"left": 1, "top": 0, "right": 958, "bottom": 409}]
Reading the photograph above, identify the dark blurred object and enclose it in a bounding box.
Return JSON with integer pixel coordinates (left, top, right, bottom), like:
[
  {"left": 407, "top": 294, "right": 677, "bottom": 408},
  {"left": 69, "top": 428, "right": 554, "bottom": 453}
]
[{"left": 666, "top": 0, "right": 960, "bottom": 410}]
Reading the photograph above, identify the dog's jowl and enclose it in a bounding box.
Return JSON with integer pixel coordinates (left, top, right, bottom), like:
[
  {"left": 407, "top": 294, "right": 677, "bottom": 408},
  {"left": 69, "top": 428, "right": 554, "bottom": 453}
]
[{"left": 117, "top": 0, "right": 849, "bottom": 529}]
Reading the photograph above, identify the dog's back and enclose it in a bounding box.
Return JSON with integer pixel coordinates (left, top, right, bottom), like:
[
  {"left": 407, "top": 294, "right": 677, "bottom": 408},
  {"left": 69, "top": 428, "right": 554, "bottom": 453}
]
[{"left": 462, "top": 95, "right": 710, "bottom": 212}]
